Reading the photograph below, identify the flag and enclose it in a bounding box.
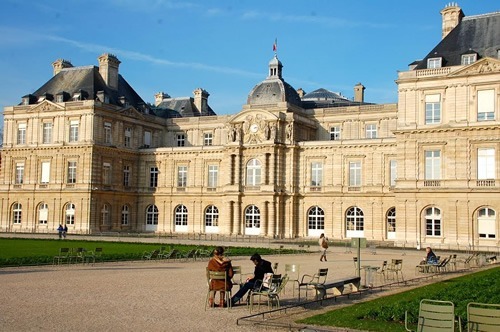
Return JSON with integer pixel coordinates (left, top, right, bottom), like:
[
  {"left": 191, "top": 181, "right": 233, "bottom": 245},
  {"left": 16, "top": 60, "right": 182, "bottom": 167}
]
[{"left": 273, "top": 38, "right": 277, "bottom": 52}]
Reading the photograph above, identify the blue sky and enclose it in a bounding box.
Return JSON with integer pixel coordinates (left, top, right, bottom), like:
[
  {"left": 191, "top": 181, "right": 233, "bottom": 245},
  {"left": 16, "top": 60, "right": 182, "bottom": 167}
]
[{"left": 0, "top": 0, "right": 498, "bottom": 116}]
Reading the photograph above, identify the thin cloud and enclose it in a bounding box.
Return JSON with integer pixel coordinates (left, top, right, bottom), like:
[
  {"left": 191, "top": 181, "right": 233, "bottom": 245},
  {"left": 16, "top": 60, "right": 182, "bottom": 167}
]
[{"left": 241, "top": 10, "right": 392, "bottom": 29}]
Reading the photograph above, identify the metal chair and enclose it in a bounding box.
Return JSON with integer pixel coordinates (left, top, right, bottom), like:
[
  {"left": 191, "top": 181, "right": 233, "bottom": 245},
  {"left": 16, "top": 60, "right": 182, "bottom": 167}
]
[
  {"left": 249, "top": 275, "right": 289, "bottom": 313},
  {"left": 284, "top": 264, "right": 300, "bottom": 296},
  {"left": 405, "top": 299, "right": 459, "bottom": 332},
  {"left": 298, "top": 268, "right": 328, "bottom": 301},
  {"left": 467, "top": 302, "right": 500, "bottom": 332},
  {"left": 387, "top": 259, "right": 404, "bottom": 282},
  {"left": 52, "top": 247, "right": 70, "bottom": 265},
  {"left": 205, "top": 268, "right": 232, "bottom": 310}
]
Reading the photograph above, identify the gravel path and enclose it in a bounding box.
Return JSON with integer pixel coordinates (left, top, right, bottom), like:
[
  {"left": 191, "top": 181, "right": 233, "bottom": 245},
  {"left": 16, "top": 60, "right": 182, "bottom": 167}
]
[{"left": 0, "top": 244, "right": 477, "bottom": 332}]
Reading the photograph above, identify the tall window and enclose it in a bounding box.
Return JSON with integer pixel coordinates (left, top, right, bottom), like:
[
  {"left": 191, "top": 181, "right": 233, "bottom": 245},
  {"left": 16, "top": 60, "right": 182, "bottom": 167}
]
[
  {"left": 104, "top": 122, "right": 112, "bottom": 144},
  {"left": 246, "top": 159, "right": 261, "bottom": 186},
  {"left": 17, "top": 124, "right": 26, "bottom": 144},
  {"left": 67, "top": 161, "right": 77, "bottom": 183},
  {"left": 177, "top": 166, "right": 187, "bottom": 187},
  {"left": 103, "top": 163, "right": 111, "bottom": 185},
  {"left": 124, "top": 127, "right": 132, "bottom": 147},
  {"left": 365, "top": 123, "right": 377, "bottom": 138},
  {"left": 143, "top": 131, "right": 151, "bottom": 148},
  {"left": 13, "top": 203, "right": 22, "bottom": 224},
  {"left": 387, "top": 207, "right": 396, "bottom": 232},
  {"left": 42, "top": 123, "right": 52, "bottom": 144},
  {"left": 478, "top": 148, "right": 495, "bottom": 179},
  {"left": 427, "top": 57, "right": 442, "bottom": 68},
  {"left": 123, "top": 165, "right": 130, "bottom": 187},
  {"left": 477, "top": 208, "right": 496, "bottom": 239},
  {"left": 204, "top": 133, "right": 213, "bottom": 146},
  {"left": 425, "top": 150, "right": 441, "bottom": 180},
  {"left": 425, "top": 207, "right": 441, "bottom": 236},
  {"left": 330, "top": 126, "right": 341, "bottom": 140},
  {"left": 346, "top": 207, "right": 364, "bottom": 231},
  {"left": 311, "top": 162, "right": 323, "bottom": 187},
  {"left": 101, "top": 204, "right": 110, "bottom": 225},
  {"left": 121, "top": 205, "right": 129, "bottom": 225},
  {"left": 208, "top": 165, "right": 218, "bottom": 188},
  {"left": 205, "top": 205, "right": 219, "bottom": 227},
  {"left": 245, "top": 205, "right": 260, "bottom": 229},
  {"left": 390, "top": 160, "right": 397, "bottom": 187},
  {"left": 425, "top": 94, "right": 441, "bottom": 124},
  {"left": 349, "top": 161, "right": 361, "bottom": 187},
  {"left": 175, "top": 205, "right": 188, "bottom": 226},
  {"left": 176, "top": 133, "right": 185, "bottom": 147},
  {"left": 15, "top": 163, "right": 24, "bottom": 184},
  {"left": 149, "top": 167, "right": 158, "bottom": 188},
  {"left": 69, "top": 120, "right": 79, "bottom": 142},
  {"left": 477, "top": 89, "right": 495, "bottom": 121},
  {"left": 308, "top": 206, "right": 325, "bottom": 230},
  {"left": 41, "top": 161, "right": 51, "bottom": 184},
  {"left": 146, "top": 205, "right": 158, "bottom": 225},
  {"left": 38, "top": 203, "right": 48, "bottom": 224},
  {"left": 65, "top": 203, "right": 75, "bottom": 225}
]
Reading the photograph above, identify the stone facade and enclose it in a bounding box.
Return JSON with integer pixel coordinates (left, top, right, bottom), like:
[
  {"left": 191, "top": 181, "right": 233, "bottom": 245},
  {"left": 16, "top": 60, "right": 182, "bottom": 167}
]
[{"left": 0, "top": 5, "right": 498, "bottom": 251}]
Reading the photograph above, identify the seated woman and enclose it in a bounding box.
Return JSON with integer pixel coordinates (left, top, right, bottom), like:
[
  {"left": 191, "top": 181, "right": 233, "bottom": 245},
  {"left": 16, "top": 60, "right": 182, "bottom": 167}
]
[
  {"left": 207, "top": 246, "right": 233, "bottom": 307},
  {"left": 424, "top": 246, "right": 438, "bottom": 264}
]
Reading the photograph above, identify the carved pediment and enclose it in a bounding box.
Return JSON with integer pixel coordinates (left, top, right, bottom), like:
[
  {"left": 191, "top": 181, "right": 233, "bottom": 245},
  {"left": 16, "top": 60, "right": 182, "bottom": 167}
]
[
  {"left": 449, "top": 57, "right": 500, "bottom": 77},
  {"left": 29, "top": 100, "right": 64, "bottom": 112},
  {"left": 119, "top": 106, "right": 145, "bottom": 120}
]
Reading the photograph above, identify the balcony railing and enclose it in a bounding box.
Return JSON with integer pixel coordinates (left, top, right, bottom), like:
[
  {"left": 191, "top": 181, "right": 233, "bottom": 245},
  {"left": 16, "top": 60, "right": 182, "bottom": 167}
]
[
  {"left": 424, "top": 180, "right": 441, "bottom": 187},
  {"left": 476, "top": 179, "right": 496, "bottom": 187}
]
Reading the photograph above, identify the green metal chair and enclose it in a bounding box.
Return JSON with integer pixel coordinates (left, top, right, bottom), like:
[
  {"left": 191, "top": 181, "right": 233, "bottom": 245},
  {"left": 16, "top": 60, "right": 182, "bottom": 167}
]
[{"left": 405, "top": 299, "right": 460, "bottom": 332}]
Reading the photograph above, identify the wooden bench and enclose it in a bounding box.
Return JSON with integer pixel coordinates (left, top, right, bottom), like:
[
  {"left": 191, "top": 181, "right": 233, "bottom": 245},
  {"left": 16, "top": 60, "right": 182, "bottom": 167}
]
[{"left": 313, "top": 276, "right": 361, "bottom": 300}]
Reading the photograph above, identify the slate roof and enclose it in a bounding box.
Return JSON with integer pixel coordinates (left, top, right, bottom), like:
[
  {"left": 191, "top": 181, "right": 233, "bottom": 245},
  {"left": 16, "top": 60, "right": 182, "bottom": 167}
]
[
  {"left": 28, "top": 66, "right": 147, "bottom": 110},
  {"left": 247, "top": 78, "right": 302, "bottom": 107},
  {"left": 301, "top": 88, "right": 371, "bottom": 109},
  {"left": 153, "top": 97, "right": 216, "bottom": 118},
  {"left": 414, "top": 11, "right": 500, "bottom": 69}
]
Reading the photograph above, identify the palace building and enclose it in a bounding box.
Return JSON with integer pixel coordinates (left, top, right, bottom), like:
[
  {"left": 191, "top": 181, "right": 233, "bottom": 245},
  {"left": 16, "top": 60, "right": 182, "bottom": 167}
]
[{"left": 0, "top": 4, "right": 499, "bottom": 251}]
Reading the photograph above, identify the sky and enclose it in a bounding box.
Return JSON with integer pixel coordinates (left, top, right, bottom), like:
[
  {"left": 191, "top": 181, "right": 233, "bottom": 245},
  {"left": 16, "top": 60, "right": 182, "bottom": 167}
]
[{"left": 0, "top": 0, "right": 498, "bottom": 117}]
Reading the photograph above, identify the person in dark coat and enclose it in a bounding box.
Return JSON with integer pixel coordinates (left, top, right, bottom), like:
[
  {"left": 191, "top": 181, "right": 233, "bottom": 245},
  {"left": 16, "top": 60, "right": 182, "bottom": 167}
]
[
  {"left": 230, "top": 253, "right": 273, "bottom": 305},
  {"left": 424, "top": 247, "right": 438, "bottom": 264},
  {"left": 57, "top": 224, "right": 63, "bottom": 239},
  {"left": 207, "top": 246, "right": 233, "bottom": 307}
]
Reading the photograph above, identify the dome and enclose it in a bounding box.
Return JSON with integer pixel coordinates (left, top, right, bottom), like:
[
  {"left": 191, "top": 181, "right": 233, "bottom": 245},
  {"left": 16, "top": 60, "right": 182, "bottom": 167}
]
[
  {"left": 302, "top": 88, "right": 350, "bottom": 102},
  {"left": 247, "top": 55, "right": 301, "bottom": 107}
]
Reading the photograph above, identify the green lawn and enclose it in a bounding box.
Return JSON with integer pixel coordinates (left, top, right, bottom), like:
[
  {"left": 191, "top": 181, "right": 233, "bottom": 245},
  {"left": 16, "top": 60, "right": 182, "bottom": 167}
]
[
  {"left": 0, "top": 238, "right": 284, "bottom": 266},
  {"left": 298, "top": 266, "right": 500, "bottom": 331}
]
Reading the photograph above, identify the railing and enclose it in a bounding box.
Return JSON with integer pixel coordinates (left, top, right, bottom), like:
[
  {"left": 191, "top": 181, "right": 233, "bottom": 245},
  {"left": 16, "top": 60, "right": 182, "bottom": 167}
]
[
  {"left": 416, "top": 67, "right": 451, "bottom": 77},
  {"left": 476, "top": 179, "right": 495, "bottom": 187},
  {"left": 424, "top": 180, "right": 441, "bottom": 187},
  {"left": 348, "top": 186, "right": 361, "bottom": 191}
]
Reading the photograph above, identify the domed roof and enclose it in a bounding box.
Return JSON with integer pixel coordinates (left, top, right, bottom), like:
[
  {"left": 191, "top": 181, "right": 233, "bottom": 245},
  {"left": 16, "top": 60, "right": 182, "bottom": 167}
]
[
  {"left": 302, "top": 88, "right": 349, "bottom": 102},
  {"left": 247, "top": 55, "right": 301, "bottom": 107}
]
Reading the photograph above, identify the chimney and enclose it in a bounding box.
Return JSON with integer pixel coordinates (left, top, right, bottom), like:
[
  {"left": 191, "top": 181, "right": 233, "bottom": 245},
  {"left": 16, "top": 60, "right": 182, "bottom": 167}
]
[
  {"left": 52, "top": 59, "right": 73, "bottom": 76},
  {"left": 440, "top": 3, "right": 464, "bottom": 39},
  {"left": 154, "top": 92, "right": 170, "bottom": 106},
  {"left": 98, "top": 53, "right": 121, "bottom": 90},
  {"left": 193, "top": 88, "right": 209, "bottom": 114},
  {"left": 354, "top": 83, "right": 365, "bottom": 103}
]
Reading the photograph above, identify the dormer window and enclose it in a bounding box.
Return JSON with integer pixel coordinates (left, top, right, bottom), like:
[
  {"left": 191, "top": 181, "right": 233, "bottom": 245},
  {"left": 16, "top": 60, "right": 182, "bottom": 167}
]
[
  {"left": 461, "top": 53, "right": 477, "bottom": 65},
  {"left": 22, "top": 97, "right": 30, "bottom": 105},
  {"left": 427, "top": 57, "right": 442, "bottom": 69},
  {"left": 38, "top": 96, "right": 46, "bottom": 102},
  {"left": 72, "top": 92, "right": 81, "bottom": 101}
]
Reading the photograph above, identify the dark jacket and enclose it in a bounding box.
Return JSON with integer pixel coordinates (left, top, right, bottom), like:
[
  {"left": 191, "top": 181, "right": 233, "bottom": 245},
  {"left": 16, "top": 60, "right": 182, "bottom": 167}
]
[
  {"left": 250, "top": 259, "right": 273, "bottom": 282},
  {"left": 426, "top": 250, "right": 438, "bottom": 264}
]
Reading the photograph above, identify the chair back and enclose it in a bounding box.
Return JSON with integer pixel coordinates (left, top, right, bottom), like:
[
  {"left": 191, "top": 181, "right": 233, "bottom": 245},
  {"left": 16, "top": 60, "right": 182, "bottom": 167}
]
[
  {"left": 284, "top": 264, "right": 300, "bottom": 280},
  {"left": 467, "top": 302, "right": 500, "bottom": 332},
  {"left": 270, "top": 275, "right": 289, "bottom": 295},
  {"left": 232, "top": 265, "right": 242, "bottom": 285},
  {"left": 417, "top": 299, "right": 455, "bottom": 332},
  {"left": 60, "top": 247, "right": 70, "bottom": 255},
  {"left": 312, "top": 268, "right": 328, "bottom": 285},
  {"left": 273, "top": 262, "right": 279, "bottom": 273},
  {"left": 380, "top": 260, "right": 387, "bottom": 272},
  {"left": 208, "top": 270, "right": 228, "bottom": 291}
]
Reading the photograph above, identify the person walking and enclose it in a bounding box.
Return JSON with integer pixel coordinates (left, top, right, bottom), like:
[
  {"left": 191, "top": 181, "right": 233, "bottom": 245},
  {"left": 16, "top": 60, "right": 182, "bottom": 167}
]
[
  {"left": 207, "top": 246, "right": 233, "bottom": 308},
  {"left": 57, "top": 224, "right": 63, "bottom": 239},
  {"left": 62, "top": 225, "right": 68, "bottom": 239},
  {"left": 319, "top": 233, "right": 328, "bottom": 262}
]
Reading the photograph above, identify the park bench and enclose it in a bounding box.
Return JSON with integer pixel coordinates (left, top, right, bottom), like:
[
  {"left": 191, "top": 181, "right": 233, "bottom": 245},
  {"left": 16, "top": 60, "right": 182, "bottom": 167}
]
[{"left": 312, "top": 276, "right": 361, "bottom": 300}]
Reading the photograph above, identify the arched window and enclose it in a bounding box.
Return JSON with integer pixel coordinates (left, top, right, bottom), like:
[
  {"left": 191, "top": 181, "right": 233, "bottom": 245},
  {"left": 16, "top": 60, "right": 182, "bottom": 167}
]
[
  {"left": 121, "top": 205, "right": 130, "bottom": 225},
  {"left": 346, "top": 207, "right": 364, "bottom": 231},
  {"left": 244, "top": 205, "right": 260, "bottom": 235},
  {"left": 477, "top": 208, "right": 496, "bottom": 239},
  {"left": 146, "top": 205, "right": 158, "bottom": 225},
  {"left": 12, "top": 203, "right": 22, "bottom": 224},
  {"left": 425, "top": 207, "right": 441, "bottom": 236},
  {"left": 205, "top": 205, "right": 219, "bottom": 227},
  {"left": 65, "top": 203, "right": 75, "bottom": 225},
  {"left": 308, "top": 206, "right": 325, "bottom": 230},
  {"left": 175, "top": 205, "right": 188, "bottom": 226},
  {"left": 246, "top": 159, "right": 261, "bottom": 186},
  {"left": 101, "top": 204, "right": 110, "bottom": 226},
  {"left": 38, "top": 203, "right": 49, "bottom": 224},
  {"left": 387, "top": 207, "right": 396, "bottom": 232}
]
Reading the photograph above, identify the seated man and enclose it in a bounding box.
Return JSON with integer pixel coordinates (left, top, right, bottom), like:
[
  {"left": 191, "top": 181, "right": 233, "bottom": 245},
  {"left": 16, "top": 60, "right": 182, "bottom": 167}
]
[{"left": 230, "top": 253, "right": 273, "bottom": 305}]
